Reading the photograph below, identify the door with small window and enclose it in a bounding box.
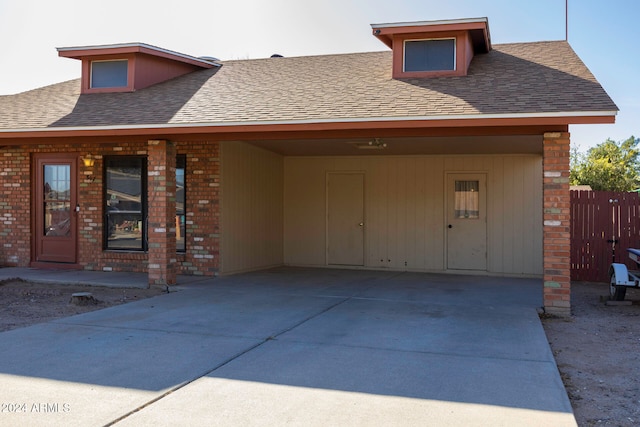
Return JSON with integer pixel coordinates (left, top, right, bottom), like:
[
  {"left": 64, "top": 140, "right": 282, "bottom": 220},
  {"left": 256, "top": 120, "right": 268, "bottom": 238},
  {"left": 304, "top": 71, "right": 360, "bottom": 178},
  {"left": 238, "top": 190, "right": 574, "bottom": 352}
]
[
  {"left": 446, "top": 173, "right": 487, "bottom": 271},
  {"left": 34, "top": 154, "right": 78, "bottom": 264}
]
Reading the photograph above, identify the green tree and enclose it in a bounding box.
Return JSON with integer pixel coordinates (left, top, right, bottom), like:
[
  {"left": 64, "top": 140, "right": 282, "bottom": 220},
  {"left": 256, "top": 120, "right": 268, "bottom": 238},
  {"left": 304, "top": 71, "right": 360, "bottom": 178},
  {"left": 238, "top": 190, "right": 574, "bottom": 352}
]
[{"left": 570, "top": 136, "right": 640, "bottom": 191}]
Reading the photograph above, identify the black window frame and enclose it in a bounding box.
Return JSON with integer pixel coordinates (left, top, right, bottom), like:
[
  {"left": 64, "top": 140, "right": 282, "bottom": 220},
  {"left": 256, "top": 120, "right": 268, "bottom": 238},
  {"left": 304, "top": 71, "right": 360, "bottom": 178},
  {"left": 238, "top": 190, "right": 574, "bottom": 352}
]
[{"left": 104, "top": 156, "right": 148, "bottom": 251}]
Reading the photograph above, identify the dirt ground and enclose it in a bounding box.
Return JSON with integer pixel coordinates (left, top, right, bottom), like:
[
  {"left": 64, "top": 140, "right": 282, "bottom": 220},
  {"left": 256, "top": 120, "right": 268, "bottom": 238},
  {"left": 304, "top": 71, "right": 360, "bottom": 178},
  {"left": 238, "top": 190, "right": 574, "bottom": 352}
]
[
  {"left": 1, "top": 278, "right": 638, "bottom": 425},
  {"left": 542, "top": 282, "right": 640, "bottom": 427},
  {"left": 0, "top": 279, "right": 166, "bottom": 332}
]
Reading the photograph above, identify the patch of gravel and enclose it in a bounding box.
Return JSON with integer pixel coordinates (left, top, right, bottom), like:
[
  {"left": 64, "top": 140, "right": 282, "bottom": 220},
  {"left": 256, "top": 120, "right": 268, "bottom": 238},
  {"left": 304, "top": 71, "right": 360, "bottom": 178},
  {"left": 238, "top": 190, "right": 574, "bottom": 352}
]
[
  {"left": 542, "top": 282, "right": 640, "bottom": 426},
  {"left": 0, "top": 279, "right": 166, "bottom": 332}
]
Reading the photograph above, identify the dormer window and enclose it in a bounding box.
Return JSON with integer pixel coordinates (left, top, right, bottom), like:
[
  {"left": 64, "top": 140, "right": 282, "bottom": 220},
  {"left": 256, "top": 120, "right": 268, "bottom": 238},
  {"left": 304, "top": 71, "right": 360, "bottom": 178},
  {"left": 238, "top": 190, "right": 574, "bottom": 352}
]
[
  {"left": 57, "top": 43, "right": 219, "bottom": 94},
  {"left": 404, "top": 38, "right": 456, "bottom": 72},
  {"left": 371, "top": 18, "right": 491, "bottom": 79},
  {"left": 90, "top": 60, "right": 128, "bottom": 89}
]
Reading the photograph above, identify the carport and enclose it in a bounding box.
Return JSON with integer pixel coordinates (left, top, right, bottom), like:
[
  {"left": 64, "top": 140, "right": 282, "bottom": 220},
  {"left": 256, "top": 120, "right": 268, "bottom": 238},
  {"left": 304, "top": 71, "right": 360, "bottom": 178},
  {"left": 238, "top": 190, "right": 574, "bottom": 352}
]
[{"left": 220, "top": 134, "right": 544, "bottom": 278}]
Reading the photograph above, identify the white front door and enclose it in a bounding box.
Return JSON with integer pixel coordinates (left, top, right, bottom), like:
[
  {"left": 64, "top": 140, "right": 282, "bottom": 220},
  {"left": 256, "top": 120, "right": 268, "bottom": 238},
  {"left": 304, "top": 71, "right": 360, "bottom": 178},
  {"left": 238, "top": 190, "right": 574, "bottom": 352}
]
[
  {"left": 446, "top": 173, "right": 487, "bottom": 271},
  {"left": 327, "top": 173, "right": 364, "bottom": 266}
]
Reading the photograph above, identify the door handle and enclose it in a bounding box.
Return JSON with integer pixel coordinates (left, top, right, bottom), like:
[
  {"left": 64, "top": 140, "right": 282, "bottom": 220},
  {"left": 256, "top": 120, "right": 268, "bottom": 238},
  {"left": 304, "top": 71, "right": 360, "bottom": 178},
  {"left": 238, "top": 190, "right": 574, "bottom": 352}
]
[
  {"left": 359, "top": 222, "right": 364, "bottom": 227},
  {"left": 448, "top": 224, "right": 453, "bottom": 229}
]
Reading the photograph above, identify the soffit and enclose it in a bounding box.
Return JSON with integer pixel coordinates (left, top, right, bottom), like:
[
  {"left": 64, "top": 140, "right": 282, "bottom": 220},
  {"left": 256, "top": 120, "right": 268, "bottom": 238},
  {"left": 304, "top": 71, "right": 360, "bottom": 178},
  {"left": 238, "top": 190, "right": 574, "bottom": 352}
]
[{"left": 241, "top": 135, "right": 543, "bottom": 156}]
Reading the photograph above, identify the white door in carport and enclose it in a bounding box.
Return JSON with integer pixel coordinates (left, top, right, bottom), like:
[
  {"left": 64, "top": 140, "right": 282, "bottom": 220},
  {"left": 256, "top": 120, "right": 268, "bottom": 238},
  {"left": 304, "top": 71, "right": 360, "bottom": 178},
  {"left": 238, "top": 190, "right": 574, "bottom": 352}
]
[
  {"left": 446, "top": 173, "right": 487, "bottom": 271},
  {"left": 327, "top": 173, "right": 364, "bottom": 266}
]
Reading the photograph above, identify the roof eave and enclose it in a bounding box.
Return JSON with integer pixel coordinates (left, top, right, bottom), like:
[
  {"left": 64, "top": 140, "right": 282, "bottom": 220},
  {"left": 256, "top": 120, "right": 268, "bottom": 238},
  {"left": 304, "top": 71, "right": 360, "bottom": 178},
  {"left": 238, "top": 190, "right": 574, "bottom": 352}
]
[
  {"left": 371, "top": 17, "right": 489, "bottom": 29},
  {"left": 0, "top": 111, "right": 617, "bottom": 139},
  {"left": 371, "top": 17, "right": 491, "bottom": 52}
]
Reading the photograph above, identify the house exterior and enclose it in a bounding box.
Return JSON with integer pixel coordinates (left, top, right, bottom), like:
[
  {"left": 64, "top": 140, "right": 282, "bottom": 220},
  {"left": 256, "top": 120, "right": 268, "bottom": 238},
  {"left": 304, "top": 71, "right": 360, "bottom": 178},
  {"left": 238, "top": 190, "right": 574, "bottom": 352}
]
[{"left": 0, "top": 18, "right": 617, "bottom": 315}]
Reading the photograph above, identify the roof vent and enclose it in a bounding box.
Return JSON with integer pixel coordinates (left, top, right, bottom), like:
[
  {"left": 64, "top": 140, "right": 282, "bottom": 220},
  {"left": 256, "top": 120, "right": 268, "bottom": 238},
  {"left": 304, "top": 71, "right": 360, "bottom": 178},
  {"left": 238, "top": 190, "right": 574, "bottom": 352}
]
[
  {"left": 199, "top": 56, "right": 221, "bottom": 64},
  {"left": 270, "top": 54, "right": 284, "bottom": 58}
]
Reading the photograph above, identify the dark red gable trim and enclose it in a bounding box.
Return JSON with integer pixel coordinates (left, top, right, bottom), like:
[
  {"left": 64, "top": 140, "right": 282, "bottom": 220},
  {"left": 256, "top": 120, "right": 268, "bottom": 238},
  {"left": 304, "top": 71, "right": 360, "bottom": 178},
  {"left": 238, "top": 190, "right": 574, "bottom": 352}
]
[{"left": 58, "top": 43, "right": 217, "bottom": 94}]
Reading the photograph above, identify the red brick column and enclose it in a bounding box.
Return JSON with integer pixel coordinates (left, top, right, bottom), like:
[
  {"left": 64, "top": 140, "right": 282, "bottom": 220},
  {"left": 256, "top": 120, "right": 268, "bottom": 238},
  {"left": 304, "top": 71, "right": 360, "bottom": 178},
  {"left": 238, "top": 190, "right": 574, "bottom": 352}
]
[
  {"left": 176, "top": 141, "right": 221, "bottom": 276},
  {"left": 147, "top": 140, "right": 177, "bottom": 286},
  {"left": 542, "top": 132, "right": 571, "bottom": 316}
]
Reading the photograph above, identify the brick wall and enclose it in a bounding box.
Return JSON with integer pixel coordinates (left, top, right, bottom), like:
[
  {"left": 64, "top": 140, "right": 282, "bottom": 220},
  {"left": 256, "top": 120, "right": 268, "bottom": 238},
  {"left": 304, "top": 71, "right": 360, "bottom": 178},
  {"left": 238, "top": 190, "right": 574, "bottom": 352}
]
[
  {"left": 0, "top": 148, "right": 30, "bottom": 266},
  {"left": 176, "top": 141, "right": 221, "bottom": 276},
  {"left": 542, "top": 132, "right": 571, "bottom": 316},
  {"left": 0, "top": 140, "right": 221, "bottom": 278}
]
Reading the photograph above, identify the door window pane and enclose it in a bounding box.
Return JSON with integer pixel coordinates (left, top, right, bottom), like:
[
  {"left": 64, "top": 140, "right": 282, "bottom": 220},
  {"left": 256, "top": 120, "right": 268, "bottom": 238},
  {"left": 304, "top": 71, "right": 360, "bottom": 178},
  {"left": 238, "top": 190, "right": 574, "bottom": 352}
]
[
  {"left": 105, "top": 157, "right": 145, "bottom": 250},
  {"left": 454, "top": 180, "right": 479, "bottom": 219},
  {"left": 43, "top": 165, "right": 71, "bottom": 236}
]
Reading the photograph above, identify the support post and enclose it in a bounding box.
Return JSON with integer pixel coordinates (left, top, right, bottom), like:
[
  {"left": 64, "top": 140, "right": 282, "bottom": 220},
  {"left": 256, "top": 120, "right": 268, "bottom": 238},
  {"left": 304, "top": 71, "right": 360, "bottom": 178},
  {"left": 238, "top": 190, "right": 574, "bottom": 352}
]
[
  {"left": 147, "top": 139, "right": 177, "bottom": 287},
  {"left": 542, "top": 132, "right": 571, "bottom": 316}
]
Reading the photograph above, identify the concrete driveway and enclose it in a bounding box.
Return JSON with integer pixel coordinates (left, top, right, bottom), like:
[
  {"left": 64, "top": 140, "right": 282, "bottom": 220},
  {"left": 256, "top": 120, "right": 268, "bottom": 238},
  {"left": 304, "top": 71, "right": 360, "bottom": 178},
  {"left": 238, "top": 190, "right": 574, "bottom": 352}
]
[{"left": 0, "top": 267, "right": 576, "bottom": 426}]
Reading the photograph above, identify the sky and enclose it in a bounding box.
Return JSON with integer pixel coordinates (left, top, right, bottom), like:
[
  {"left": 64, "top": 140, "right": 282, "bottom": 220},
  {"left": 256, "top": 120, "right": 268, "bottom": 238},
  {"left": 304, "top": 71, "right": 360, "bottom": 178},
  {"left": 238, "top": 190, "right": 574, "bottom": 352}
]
[{"left": 0, "top": 0, "right": 637, "bottom": 151}]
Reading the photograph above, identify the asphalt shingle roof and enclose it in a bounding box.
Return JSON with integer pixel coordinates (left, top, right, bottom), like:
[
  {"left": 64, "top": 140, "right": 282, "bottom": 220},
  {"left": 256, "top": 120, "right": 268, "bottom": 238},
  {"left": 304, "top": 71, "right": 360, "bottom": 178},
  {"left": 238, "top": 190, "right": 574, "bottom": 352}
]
[{"left": 0, "top": 41, "right": 617, "bottom": 131}]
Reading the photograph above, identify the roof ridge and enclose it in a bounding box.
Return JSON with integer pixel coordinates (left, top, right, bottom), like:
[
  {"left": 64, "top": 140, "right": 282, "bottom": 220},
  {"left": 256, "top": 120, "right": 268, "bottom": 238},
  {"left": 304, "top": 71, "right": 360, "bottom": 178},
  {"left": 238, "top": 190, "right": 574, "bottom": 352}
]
[{"left": 220, "top": 50, "right": 390, "bottom": 64}]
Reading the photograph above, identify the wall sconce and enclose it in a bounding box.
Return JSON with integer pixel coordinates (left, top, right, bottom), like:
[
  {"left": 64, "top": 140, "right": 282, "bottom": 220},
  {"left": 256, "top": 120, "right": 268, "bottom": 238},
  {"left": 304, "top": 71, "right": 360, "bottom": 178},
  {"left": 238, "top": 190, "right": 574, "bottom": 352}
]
[{"left": 82, "top": 154, "right": 95, "bottom": 168}]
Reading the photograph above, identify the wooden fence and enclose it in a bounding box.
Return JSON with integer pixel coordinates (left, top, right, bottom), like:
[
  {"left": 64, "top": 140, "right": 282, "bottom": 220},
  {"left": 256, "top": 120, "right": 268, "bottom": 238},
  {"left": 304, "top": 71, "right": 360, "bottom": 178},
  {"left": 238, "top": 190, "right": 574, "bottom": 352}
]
[{"left": 570, "top": 191, "right": 640, "bottom": 282}]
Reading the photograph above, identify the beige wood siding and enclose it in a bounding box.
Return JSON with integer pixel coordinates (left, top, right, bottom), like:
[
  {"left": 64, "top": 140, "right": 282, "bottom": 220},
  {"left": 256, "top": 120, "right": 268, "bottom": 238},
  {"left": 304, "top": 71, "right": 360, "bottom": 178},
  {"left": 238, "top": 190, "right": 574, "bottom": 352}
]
[
  {"left": 282, "top": 158, "right": 327, "bottom": 266},
  {"left": 284, "top": 155, "right": 542, "bottom": 276},
  {"left": 221, "top": 141, "right": 284, "bottom": 274}
]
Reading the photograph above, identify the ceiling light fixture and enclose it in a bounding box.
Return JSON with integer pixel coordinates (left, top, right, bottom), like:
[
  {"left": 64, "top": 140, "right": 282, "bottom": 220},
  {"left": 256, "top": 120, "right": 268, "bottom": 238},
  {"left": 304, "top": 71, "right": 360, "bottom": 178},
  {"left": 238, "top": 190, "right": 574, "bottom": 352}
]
[{"left": 355, "top": 138, "right": 387, "bottom": 150}]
